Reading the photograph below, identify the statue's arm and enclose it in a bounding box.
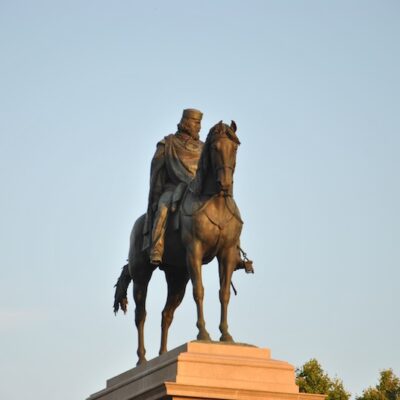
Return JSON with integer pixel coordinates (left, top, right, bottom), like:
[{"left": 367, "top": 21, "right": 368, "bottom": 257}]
[{"left": 149, "top": 141, "right": 166, "bottom": 211}]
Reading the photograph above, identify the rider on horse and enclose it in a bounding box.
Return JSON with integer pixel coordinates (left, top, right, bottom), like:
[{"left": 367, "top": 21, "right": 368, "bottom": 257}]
[
  {"left": 114, "top": 118, "right": 254, "bottom": 361},
  {"left": 143, "top": 108, "right": 204, "bottom": 265}
]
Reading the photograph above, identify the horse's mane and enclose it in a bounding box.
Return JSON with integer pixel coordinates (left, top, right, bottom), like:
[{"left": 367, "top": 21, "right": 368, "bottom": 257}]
[
  {"left": 190, "top": 121, "right": 240, "bottom": 195},
  {"left": 189, "top": 129, "right": 213, "bottom": 195}
]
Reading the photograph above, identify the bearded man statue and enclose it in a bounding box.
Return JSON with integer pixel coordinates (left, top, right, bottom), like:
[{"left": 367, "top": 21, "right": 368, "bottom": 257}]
[{"left": 142, "top": 108, "right": 204, "bottom": 265}]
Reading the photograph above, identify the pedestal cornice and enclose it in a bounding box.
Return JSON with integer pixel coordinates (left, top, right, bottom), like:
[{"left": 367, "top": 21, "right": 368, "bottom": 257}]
[{"left": 87, "top": 342, "right": 326, "bottom": 400}]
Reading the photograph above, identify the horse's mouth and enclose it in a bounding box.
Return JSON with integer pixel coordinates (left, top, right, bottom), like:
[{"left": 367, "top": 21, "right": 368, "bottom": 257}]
[{"left": 218, "top": 188, "right": 232, "bottom": 197}]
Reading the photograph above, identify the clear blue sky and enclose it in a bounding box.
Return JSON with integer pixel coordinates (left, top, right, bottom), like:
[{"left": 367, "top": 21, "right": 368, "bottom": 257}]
[{"left": 0, "top": 1, "right": 399, "bottom": 399}]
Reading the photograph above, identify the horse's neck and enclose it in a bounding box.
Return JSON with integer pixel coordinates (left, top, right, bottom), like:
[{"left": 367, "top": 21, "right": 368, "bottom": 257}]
[
  {"left": 202, "top": 169, "right": 219, "bottom": 196},
  {"left": 199, "top": 167, "right": 234, "bottom": 197},
  {"left": 184, "top": 167, "right": 237, "bottom": 218}
]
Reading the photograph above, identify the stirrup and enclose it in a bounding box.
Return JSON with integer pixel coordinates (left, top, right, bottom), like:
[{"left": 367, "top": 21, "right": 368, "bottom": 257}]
[{"left": 235, "top": 246, "right": 254, "bottom": 273}]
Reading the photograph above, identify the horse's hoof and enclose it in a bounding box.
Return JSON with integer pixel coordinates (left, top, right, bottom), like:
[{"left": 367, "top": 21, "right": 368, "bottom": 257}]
[
  {"left": 197, "top": 331, "right": 212, "bottom": 341},
  {"left": 136, "top": 357, "right": 147, "bottom": 366},
  {"left": 220, "top": 333, "right": 234, "bottom": 342}
]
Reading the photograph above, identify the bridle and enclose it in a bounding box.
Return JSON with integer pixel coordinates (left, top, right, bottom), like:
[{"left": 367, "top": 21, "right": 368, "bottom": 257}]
[{"left": 211, "top": 134, "right": 238, "bottom": 194}]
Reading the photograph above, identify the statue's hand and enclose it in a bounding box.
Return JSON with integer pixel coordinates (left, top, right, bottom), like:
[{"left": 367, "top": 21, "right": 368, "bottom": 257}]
[{"left": 170, "top": 201, "right": 178, "bottom": 213}]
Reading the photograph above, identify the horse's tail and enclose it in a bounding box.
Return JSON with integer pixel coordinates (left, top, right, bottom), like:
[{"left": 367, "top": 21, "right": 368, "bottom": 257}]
[{"left": 113, "top": 264, "right": 131, "bottom": 315}]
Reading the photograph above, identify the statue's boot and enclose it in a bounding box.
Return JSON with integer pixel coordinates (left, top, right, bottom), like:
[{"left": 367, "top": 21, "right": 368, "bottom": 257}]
[{"left": 236, "top": 259, "right": 254, "bottom": 273}]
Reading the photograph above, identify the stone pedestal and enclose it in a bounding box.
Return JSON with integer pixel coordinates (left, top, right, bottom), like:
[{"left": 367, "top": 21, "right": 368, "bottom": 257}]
[{"left": 87, "top": 342, "right": 325, "bottom": 400}]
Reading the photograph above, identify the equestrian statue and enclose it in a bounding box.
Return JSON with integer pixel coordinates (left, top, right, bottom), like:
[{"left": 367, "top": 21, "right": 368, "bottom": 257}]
[{"left": 113, "top": 109, "right": 253, "bottom": 365}]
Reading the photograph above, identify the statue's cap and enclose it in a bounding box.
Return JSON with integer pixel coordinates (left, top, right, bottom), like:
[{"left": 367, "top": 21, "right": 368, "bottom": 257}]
[{"left": 182, "top": 108, "right": 203, "bottom": 121}]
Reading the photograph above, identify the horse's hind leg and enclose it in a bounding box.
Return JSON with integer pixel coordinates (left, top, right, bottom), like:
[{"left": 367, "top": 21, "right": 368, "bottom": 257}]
[
  {"left": 159, "top": 268, "right": 189, "bottom": 355},
  {"left": 133, "top": 263, "right": 154, "bottom": 365},
  {"left": 218, "top": 246, "right": 236, "bottom": 342}
]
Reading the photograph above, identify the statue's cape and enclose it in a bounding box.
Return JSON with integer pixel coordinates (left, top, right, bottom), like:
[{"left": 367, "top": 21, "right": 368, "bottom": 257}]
[
  {"left": 142, "top": 134, "right": 203, "bottom": 250},
  {"left": 164, "top": 133, "right": 202, "bottom": 184}
]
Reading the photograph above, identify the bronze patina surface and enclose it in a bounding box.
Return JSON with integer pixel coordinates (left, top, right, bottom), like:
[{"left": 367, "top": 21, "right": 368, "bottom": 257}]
[
  {"left": 114, "top": 116, "right": 253, "bottom": 365},
  {"left": 143, "top": 108, "right": 203, "bottom": 264}
]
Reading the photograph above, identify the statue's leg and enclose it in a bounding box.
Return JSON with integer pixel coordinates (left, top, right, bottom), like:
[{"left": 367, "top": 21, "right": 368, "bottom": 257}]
[
  {"left": 159, "top": 268, "right": 189, "bottom": 355},
  {"left": 217, "top": 246, "right": 236, "bottom": 342},
  {"left": 133, "top": 265, "right": 154, "bottom": 365},
  {"left": 150, "top": 192, "right": 173, "bottom": 264},
  {"left": 187, "top": 242, "right": 211, "bottom": 341}
]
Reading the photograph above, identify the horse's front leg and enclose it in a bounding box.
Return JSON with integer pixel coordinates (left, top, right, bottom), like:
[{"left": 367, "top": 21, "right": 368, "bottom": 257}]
[
  {"left": 187, "top": 242, "right": 211, "bottom": 341},
  {"left": 218, "top": 246, "right": 237, "bottom": 342}
]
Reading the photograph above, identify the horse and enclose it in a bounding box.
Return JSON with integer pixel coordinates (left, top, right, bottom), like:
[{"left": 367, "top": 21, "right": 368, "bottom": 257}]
[{"left": 114, "top": 120, "right": 245, "bottom": 365}]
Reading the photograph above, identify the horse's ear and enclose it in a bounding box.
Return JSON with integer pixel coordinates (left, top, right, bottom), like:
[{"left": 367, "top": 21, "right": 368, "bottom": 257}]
[
  {"left": 230, "top": 120, "right": 237, "bottom": 132},
  {"left": 218, "top": 120, "right": 223, "bottom": 126}
]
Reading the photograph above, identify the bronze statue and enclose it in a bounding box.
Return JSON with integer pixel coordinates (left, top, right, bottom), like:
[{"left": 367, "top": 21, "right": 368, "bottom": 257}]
[
  {"left": 143, "top": 109, "right": 204, "bottom": 265},
  {"left": 114, "top": 118, "right": 253, "bottom": 365}
]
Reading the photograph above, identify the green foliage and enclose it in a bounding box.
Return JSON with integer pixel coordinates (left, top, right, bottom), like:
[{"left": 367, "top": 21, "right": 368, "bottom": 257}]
[
  {"left": 296, "top": 359, "right": 350, "bottom": 400},
  {"left": 357, "top": 369, "right": 400, "bottom": 400}
]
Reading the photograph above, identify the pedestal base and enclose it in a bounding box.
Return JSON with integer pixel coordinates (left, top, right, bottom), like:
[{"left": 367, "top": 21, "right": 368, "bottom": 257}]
[{"left": 87, "top": 342, "right": 325, "bottom": 400}]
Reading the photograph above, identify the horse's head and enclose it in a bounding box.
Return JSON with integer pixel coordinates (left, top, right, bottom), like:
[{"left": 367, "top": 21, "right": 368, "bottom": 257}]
[
  {"left": 208, "top": 120, "right": 241, "bottom": 194},
  {"left": 191, "top": 120, "right": 241, "bottom": 196}
]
